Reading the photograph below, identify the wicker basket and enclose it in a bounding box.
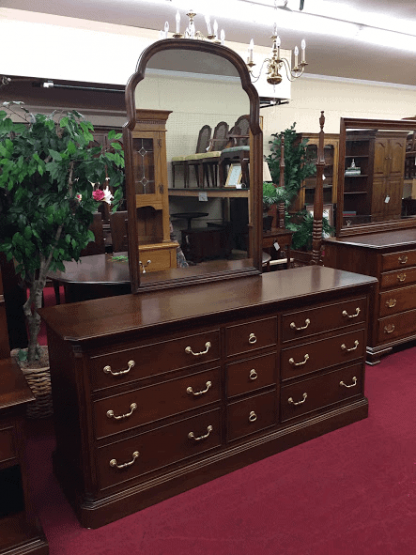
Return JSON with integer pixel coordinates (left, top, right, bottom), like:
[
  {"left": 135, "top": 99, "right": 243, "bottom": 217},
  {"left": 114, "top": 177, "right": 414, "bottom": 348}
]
[{"left": 21, "top": 365, "right": 53, "bottom": 418}]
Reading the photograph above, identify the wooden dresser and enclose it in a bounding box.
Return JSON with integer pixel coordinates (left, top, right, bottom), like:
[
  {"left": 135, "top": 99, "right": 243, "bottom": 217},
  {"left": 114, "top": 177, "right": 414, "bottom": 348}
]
[
  {"left": 0, "top": 270, "right": 49, "bottom": 554},
  {"left": 323, "top": 229, "right": 416, "bottom": 364},
  {"left": 40, "top": 267, "right": 376, "bottom": 529}
]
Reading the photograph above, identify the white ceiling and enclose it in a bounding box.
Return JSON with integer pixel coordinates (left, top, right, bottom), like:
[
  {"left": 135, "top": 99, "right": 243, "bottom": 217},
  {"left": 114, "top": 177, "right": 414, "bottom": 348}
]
[{"left": 5, "top": 0, "right": 416, "bottom": 87}]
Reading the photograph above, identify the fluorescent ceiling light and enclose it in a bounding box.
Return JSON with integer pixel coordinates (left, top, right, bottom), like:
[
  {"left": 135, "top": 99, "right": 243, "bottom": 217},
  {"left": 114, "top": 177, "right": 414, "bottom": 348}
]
[{"left": 357, "top": 27, "right": 416, "bottom": 52}]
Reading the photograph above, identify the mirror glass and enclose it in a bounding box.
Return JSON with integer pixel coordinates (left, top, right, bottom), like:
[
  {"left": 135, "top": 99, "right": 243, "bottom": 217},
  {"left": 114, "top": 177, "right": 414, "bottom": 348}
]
[
  {"left": 336, "top": 118, "right": 416, "bottom": 236},
  {"left": 123, "top": 41, "right": 261, "bottom": 291}
]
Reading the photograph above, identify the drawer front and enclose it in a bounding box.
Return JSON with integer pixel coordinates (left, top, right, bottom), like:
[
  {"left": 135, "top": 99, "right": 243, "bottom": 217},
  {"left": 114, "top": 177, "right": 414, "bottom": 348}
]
[
  {"left": 226, "top": 352, "right": 276, "bottom": 398},
  {"left": 281, "top": 329, "right": 366, "bottom": 381},
  {"left": 281, "top": 363, "right": 364, "bottom": 422},
  {"left": 382, "top": 250, "right": 416, "bottom": 272},
  {"left": 378, "top": 309, "right": 416, "bottom": 343},
  {"left": 94, "top": 368, "right": 221, "bottom": 439},
  {"left": 379, "top": 283, "right": 416, "bottom": 317},
  {"left": 225, "top": 317, "right": 277, "bottom": 357},
  {"left": 90, "top": 329, "right": 220, "bottom": 390},
  {"left": 380, "top": 266, "right": 416, "bottom": 289},
  {"left": 281, "top": 297, "right": 366, "bottom": 343},
  {"left": 138, "top": 246, "right": 175, "bottom": 273},
  {"left": 97, "top": 408, "right": 221, "bottom": 489},
  {"left": 227, "top": 390, "right": 277, "bottom": 441},
  {"left": 0, "top": 426, "right": 16, "bottom": 464}
]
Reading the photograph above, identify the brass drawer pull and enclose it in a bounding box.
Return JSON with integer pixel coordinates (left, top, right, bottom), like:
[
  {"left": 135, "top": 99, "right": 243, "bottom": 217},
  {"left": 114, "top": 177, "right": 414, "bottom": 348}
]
[
  {"left": 290, "top": 318, "right": 310, "bottom": 331},
  {"left": 103, "top": 359, "right": 135, "bottom": 377},
  {"left": 385, "top": 298, "right": 397, "bottom": 308},
  {"left": 398, "top": 255, "right": 408, "bottom": 264},
  {"left": 397, "top": 273, "right": 406, "bottom": 282},
  {"left": 342, "top": 308, "right": 361, "bottom": 319},
  {"left": 107, "top": 403, "right": 137, "bottom": 420},
  {"left": 139, "top": 259, "right": 152, "bottom": 273},
  {"left": 110, "top": 451, "right": 139, "bottom": 470},
  {"left": 288, "top": 393, "right": 308, "bottom": 406},
  {"left": 249, "top": 369, "right": 258, "bottom": 381},
  {"left": 248, "top": 410, "right": 258, "bottom": 423},
  {"left": 248, "top": 333, "right": 257, "bottom": 344},
  {"left": 289, "top": 353, "right": 309, "bottom": 367},
  {"left": 187, "top": 381, "right": 212, "bottom": 397},
  {"left": 188, "top": 424, "right": 213, "bottom": 442},
  {"left": 384, "top": 324, "right": 395, "bottom": 334},
  {"left": 341, "top": 340, "right": 359, "bottom": 353},
  {"left": 185, "top": 342, "right": 211, "bottom": 356},
  {"left": 340, "top": 376, "right": 358, "bottom": 389}
]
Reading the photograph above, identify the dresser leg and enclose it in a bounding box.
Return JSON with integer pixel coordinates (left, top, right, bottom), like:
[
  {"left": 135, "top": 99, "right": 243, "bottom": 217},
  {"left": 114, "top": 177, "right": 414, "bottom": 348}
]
[{"left": 366, "top": 345, "right": 393, "bottom": 365}]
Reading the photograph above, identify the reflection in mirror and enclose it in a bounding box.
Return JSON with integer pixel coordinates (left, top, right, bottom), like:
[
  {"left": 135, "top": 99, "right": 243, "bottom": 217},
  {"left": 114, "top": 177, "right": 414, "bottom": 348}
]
[
  {"left": 336, "top": 118, "right": 416, "bottom": 237},
  {"left": 123, "top": 40, "right": 262, "bottom": 292}
]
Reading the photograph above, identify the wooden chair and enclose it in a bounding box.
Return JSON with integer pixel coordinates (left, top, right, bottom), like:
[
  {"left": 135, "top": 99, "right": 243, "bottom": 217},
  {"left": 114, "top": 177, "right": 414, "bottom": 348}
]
[
  {"left": 219, "top": 115, "right": 251, "bottom": 187},
  {"left": 199, "top": 121, "right": 230, "bottom": 187},
  {"left": 110, "top": 210, "right": 129, "bottom": 253},
  {"left": 171, "top": 125, "right": 212, "bottom": 188}
]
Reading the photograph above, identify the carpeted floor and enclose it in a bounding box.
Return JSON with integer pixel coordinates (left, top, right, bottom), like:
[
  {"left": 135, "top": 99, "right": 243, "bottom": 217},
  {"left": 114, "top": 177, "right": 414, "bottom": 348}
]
[{"left": 28, "top": 288, "right": 416, "bottom": 555}]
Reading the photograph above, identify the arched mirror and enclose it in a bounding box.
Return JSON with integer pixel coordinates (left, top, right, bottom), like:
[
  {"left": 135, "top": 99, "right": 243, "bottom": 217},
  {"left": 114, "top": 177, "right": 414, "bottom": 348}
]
[
  {"left": 123, "top": 38, "right": 262, "bottom": 293},
  {"left": 336, "top": 117, "right": 416, "bottom": 237}
]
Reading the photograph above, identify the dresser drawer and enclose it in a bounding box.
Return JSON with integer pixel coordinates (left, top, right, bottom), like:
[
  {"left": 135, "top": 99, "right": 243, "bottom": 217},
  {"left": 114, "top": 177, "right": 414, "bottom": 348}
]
[
  {"left": 281, "top": 297, "right": 366, "bottom": 343},
  {"left": 90, "top": 329, "right": 220, "bottom": 390},
  {"left": 0, "top": 426, "right": 16, "bottom": 464},
  {"left": 227, "top": 390, "right": 277, "bottom": 442},
  {"left": 379, "top": 283, "right": 416, "bottom": 317},
  {"left": 380, "top": 266, "right": 416, "bottom": 289},
  {"left": 381, "top": 250, "right": 416, "bottom": 271},
  {"left": 226, "top": 352, "right": 276, "bottom": 398},
  {"left": 94, "top": 368, "right": 221, "bottom": 439},
  {"left": 378, "top": 309, "right": 416, "bottom": 343},
  {"left": 281, "top": 363, "right": 364, "bottom": 422},
  {"left": 97, "top": 408, "right": 221, "bottom": 489},
  {"left": 225, "top": 317, "right": 277, "bottom": 357},
  {"left": 281, "top": 329, "right": 366, "bottom": 381}
]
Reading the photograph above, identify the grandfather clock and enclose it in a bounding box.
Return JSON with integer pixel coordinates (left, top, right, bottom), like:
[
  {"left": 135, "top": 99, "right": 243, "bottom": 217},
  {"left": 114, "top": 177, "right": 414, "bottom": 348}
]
[{"left": 132, "top": 109, "right": 178, "bottom": 273}]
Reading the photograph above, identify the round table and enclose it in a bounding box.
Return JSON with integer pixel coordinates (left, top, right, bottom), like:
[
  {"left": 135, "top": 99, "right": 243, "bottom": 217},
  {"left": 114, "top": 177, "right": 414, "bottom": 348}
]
[{"left": 171, "top": 212, "right": 209, "bottom": 230}]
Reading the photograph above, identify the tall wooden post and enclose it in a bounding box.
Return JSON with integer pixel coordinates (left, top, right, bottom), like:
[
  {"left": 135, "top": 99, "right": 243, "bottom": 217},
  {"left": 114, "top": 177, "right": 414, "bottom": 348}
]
[{"left": 311, "top": 111, "right": 325, "bottom": 264}]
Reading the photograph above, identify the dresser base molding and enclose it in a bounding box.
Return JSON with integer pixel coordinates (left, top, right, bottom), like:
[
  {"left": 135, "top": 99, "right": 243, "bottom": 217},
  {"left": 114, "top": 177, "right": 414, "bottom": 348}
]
[
  {"left": 366, "top": 332, "right": 416, "bottom": 366},
  {"left": 53, "top": 398, "right": 368, "bottom": 529}
]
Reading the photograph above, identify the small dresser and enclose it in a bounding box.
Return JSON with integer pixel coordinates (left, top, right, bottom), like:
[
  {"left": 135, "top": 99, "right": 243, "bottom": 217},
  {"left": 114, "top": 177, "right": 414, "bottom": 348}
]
[
  {"left": 40, "top": 266, "right": 376, "bottom": 529},
  {"left": 324, "top": 229, "right": 416, "bottom": 364}
]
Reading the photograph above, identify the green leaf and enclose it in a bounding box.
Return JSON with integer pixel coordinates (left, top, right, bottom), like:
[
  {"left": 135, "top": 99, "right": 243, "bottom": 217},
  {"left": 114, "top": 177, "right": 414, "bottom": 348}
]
[{"left": 49, "top": 149, "right": 62, "bottom": 161}]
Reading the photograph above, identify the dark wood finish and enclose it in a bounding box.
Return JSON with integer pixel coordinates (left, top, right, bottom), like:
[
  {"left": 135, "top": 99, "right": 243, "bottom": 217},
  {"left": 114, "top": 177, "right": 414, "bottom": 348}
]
[
  {"left": 323, "top": 228, "right": 416, "bottom": 364},
  {"left": 123, "top": 38, "right": 263, "bottom": 293},
  {"left": 40, "top": 266, "right": 376, "bottom": 529},
  {"left": 80, "top": 212, "right": 105, "bottom": 256},
  {"left": 0, "top": 267, "right": 10, "bottom": 359},
  {"left": 180, "top": 225, "right": 232, "bottom": 263},
  {"left": 110, "top": 210, "right": 129, "bottom": 253},
  {"left": 0, "top": 267, "right": 48, "bottom": 554},
  {"left": 335, "top": 118, "right": 416, "bottom": 237}
]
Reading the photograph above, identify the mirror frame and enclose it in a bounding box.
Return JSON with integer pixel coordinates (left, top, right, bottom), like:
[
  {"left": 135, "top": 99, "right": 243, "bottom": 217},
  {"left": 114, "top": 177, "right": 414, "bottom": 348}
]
[
  {"left": 336, "top": 117, "right": 416, "bottom": 237},
  {"left": 122, "top": 38, "right": 263, "bottom": 293}
]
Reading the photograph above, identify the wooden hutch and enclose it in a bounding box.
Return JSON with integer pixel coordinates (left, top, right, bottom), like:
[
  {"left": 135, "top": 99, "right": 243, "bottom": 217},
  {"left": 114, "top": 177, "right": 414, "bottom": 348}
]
[{"left": 323, "top": 117, "right": 416, "bottom": 365}]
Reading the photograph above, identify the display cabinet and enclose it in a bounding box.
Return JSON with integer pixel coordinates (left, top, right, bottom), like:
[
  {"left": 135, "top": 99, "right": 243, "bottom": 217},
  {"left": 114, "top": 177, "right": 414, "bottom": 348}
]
[
  {"left": 131, "top": 109, "right": 178, "bottom": 273},
  {"left": 292, "top": 133, "right": 339, "bottom": 212}
]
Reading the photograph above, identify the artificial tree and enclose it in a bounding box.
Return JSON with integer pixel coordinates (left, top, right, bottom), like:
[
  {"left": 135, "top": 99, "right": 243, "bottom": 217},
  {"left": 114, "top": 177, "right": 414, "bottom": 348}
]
[{"left": 0, "top": 102, "right": 125, "bottom": 364}]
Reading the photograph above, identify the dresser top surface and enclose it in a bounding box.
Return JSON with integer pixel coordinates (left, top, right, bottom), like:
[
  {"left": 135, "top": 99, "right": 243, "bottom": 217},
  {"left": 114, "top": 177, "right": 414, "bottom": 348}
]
[
  {"left": 325, "top": 228, "right": 416, "bottom": 249},
  {"left": 0, "top": 358, "right": 34, "bottom": 411},
  {"left": 40, "top": 266, "right": 376, "bottom": 342}
]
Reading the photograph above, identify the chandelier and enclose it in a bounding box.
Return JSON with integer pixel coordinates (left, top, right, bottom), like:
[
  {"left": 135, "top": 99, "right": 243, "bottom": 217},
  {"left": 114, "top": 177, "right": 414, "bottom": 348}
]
[
  {"left": 160, "top": 9, "right": 225, "bottom": 44},
  {"left": 246, "top": 0, "right": 308, "bottom": 85}
]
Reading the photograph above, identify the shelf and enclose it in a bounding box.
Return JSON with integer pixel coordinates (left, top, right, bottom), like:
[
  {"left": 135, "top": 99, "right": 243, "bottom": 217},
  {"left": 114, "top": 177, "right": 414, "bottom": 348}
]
[
  {"left": 344, "top": 174, "right": 369, "bottom": 178},
  {"left": 345, "top": 155, "right": 369, "bottom": 158},
  {"left": 344, "top": 191, "right": 368, "bottom": 195}
]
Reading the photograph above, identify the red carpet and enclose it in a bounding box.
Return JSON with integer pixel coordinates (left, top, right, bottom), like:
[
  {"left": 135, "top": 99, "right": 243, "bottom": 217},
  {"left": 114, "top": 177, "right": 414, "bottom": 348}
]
[{"left": 29, "top": 288, "right": 416, "bottom": 555}]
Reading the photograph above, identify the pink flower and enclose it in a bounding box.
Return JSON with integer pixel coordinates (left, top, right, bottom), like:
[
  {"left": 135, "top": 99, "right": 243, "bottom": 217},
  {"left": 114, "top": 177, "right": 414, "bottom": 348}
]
[
  {"left": 92, "top": 189, "right": 105, "bottom": 201},
  {"left": 75, "top": 193, "right": 82, "bottom": 202}
]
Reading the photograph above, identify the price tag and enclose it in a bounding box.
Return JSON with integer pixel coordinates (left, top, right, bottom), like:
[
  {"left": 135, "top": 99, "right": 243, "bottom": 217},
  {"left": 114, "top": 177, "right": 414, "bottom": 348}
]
[
  {"left": 274, "top": 241, "right": 280, "bottom": 251},
  {"left": 385, "top": 195, "right": 390, "bottom": 204},
  {"left": 198, "top": 192, "right": 208, "bottom": 202}
]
